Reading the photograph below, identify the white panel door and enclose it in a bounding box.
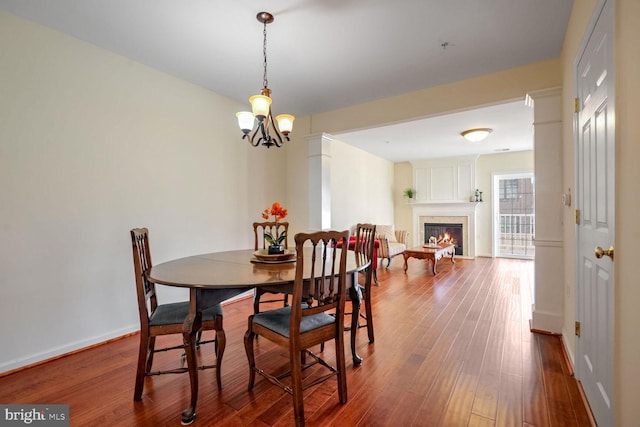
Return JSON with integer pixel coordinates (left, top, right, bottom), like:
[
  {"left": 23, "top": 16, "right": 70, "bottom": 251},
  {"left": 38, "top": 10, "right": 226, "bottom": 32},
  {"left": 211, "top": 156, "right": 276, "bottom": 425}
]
[{"left": 575, "top": 1, "right": 615, "bottom": 426}]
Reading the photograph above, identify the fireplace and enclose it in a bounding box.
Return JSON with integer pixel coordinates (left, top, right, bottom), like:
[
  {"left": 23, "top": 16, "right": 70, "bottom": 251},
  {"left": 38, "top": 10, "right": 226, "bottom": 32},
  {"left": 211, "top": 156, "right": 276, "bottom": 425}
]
[
  {"left": 424, "top": 223, "right": 463, "bottom": 255},
  {"left": 411, "top": 202, "right": 477, "bottom": 258}
]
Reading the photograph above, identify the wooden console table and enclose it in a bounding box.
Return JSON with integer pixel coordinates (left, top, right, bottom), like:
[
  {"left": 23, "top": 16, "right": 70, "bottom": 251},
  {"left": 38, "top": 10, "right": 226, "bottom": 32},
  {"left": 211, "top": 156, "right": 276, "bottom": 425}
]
[{"left": 403, "top": 244, "right": 455, "bottom": 275}]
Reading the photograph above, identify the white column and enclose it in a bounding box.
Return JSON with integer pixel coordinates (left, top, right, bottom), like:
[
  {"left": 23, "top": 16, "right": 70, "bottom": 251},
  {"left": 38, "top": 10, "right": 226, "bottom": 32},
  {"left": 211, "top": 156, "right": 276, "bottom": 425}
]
[
  {"left": 526, "top": 87, "right": 564, "bottom": 334},
  {"left": 306, "top": 133, "right": 334, "bottom": 230}
]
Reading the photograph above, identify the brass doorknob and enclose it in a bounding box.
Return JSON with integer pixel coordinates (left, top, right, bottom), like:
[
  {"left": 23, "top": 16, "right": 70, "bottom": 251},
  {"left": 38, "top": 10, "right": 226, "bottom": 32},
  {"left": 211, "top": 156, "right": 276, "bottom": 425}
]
[{"left": 595, "top": 245, "right": 615, "bottom": 260}]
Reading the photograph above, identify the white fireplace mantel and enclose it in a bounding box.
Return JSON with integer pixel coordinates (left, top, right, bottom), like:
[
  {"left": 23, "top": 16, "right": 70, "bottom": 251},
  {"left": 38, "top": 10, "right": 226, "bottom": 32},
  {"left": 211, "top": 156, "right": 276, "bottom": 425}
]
[
  {"left": 410, "top": 201, "right": 479, "bottom": 258},
  {"left": 409, "top": 201, "right": 480, "bottom": 208}
]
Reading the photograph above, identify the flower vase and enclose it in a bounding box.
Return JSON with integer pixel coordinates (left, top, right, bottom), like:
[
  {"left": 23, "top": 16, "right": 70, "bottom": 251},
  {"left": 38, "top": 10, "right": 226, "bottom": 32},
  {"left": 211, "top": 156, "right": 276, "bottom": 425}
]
[{"left": 268, "top": 244, "right": 285, "bottom": 255}]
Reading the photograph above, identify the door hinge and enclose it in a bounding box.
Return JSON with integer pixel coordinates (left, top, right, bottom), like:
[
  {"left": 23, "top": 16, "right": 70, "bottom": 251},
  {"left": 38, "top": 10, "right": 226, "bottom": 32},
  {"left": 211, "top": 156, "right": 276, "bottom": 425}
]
[
  {"left": 575, "top": 321, "right": 581, "bottom": 337},
  {"left": 575, "top": 97, "right": 580, "bottom": 113},
  {"left": 575, "top": 209, "right": 581, "bottom": 225}
]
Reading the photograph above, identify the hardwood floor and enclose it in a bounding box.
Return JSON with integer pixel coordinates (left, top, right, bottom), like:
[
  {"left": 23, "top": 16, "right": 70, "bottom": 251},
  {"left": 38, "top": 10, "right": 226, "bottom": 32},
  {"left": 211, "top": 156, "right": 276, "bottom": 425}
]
[{"left": 0, "top": 257, "right": 592, "bottom": 426}]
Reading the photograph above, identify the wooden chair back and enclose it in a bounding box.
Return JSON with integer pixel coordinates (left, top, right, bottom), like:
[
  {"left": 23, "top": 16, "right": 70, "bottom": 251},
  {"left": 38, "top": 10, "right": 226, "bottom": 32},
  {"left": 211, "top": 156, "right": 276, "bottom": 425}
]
[
  {"left": 131, "top": 227, "right": 156, "bottom": 329},
  {"left": 253, "top": 221, "right": 289, "bottom": 250},
  {"left": 352, "top": 223, "right": 377, "bottom": 343},
  {"left": 252, "top": 221, "right": 291, "bottom": 311},
  {"left": 353, "top": 223, "right": 376, "bottom": 275},
  {"left": 290, "top": 230, "right": 350, "bottom": 333}
]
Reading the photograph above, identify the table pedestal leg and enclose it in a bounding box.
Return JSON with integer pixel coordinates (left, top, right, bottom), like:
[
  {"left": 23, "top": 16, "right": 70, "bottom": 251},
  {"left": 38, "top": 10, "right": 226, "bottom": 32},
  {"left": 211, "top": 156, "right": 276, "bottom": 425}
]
[
  {"left": 348, "top": 283, "right": 363, "bottom": 366},
  {"left": 181, "top": 298, "right": 201, "bottom": 425}
]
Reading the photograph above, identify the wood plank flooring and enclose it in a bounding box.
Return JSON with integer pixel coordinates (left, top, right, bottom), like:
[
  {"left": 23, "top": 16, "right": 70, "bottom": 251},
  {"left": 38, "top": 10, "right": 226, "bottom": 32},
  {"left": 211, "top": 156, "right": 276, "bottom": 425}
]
[{"left": 0, "top": 257, "right": 592, "bottom": 426}]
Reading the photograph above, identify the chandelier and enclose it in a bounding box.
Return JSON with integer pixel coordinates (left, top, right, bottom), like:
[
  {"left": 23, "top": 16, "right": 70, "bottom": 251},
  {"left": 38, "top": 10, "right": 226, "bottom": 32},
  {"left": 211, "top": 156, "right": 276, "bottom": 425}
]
[{"left": 236, "top": 12, "right": 294, "bottom": 148}]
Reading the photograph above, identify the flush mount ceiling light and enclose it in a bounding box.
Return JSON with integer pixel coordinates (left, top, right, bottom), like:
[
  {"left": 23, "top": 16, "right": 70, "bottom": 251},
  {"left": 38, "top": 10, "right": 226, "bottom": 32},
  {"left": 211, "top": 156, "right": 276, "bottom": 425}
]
[
  {"left": 236, "top": 12, "right": 294, "bottom": 148},
  {"left": 461, "top": 128, "right": 492, "bottom": 142}
]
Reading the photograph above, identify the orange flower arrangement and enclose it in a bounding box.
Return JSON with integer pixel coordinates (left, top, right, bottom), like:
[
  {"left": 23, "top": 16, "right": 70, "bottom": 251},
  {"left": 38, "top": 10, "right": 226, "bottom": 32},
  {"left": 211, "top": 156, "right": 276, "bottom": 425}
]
[{"left": 261, "top": 202, "right": 288, "bottom": 246}]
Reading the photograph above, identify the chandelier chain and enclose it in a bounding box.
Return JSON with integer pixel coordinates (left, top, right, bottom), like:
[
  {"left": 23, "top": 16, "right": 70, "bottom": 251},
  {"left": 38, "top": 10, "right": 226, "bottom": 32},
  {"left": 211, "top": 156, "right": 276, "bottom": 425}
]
[{"left": 262, "top": 21, "right": 268, "bottom": 89}]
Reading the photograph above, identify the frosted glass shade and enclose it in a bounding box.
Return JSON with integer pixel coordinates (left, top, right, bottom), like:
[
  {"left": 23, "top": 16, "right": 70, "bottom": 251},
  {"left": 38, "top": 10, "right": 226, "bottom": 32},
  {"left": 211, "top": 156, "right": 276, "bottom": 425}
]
[
  {"left": 275, "top": 114, "right": 295, "bottom": 135},
  {"left": 236, "top": 111, "right": 255, "bottom": 133},
  {"left": 461, "top": 128, "right": 492, "bottom": 142},
  {"left": 249, "top": 95, "right": 272, "bottom": 119}
]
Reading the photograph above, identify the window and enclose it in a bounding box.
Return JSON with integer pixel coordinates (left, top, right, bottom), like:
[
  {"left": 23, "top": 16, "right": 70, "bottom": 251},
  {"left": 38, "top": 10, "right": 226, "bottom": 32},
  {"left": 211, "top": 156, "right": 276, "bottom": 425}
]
[
  {"left": 494, "top": 174, "right": 535, "bottom": 259},
  {"left": 500, "top": 179, "right": 519, "bottom": 200}
]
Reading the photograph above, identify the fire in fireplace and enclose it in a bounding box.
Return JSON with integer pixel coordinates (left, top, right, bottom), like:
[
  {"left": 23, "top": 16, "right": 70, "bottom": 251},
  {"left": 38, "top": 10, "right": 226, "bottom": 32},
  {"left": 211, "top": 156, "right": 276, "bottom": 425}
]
[{"left": 424, "top": 223, "right": 463, "bottom": 256}]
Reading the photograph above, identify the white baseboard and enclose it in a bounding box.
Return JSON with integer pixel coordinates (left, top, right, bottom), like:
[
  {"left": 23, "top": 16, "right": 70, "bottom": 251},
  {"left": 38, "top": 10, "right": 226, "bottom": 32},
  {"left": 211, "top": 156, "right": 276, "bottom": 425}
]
[
  {"left": 223, "top": 289, "right": 253, "bottom": 303},
  {"left": 1, "top": 292, "right": 255, "bottom": 374},
  {"left": 531, "top": 307, "right": 563, "bottom": 334},
  {"left": 1, "top": 293, "right": 255, "bottom": 374},
  {"left": 562, "top": 332, "right": 576, "bottom": 370},
  {"left": 0, "top": 324, "right": 139, "bottom": 374}
]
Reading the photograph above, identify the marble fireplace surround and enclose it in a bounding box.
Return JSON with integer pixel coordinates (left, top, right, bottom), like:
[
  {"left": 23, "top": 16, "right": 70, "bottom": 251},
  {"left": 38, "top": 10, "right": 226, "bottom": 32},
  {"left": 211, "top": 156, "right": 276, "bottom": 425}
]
[{"left": 411, "top": 202, "right": 478, "bottom": 258}]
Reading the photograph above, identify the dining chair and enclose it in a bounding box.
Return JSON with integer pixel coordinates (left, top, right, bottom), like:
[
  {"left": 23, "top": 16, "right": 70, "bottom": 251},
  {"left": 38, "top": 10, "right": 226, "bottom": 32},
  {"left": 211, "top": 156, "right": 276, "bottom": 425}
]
[
  {"left": 130, "top": 228, "right": 226, "bottom": 401},
  {"left": 252, "top": 221, "right": 290, "bottom": 313},
  {"left": 244, "top": 229, "right": 350, "bottom": 426},
  {"left": 320, "top": 223, "right": 376, "bottom": 353},
  {"left": 350, "top": 223, "right": 377, "bottom": 343}
]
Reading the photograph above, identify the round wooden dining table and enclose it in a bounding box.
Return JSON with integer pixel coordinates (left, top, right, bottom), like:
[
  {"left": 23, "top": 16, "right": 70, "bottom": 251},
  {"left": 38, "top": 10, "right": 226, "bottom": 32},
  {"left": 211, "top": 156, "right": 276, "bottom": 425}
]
[{"left": 146, "top": 247, "right": 368, "bottom": 425}]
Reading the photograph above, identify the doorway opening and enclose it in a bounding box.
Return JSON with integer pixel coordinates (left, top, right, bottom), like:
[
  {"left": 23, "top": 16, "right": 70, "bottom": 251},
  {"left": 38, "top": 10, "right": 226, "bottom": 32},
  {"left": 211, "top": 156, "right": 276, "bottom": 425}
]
[{"left": 493, "top": 173, "right": 535, "bottom": 259}]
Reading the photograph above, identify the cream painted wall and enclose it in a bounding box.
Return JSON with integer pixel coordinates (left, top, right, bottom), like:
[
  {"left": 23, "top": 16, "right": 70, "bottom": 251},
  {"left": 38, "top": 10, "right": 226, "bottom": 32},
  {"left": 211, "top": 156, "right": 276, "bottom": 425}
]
[
  {"left": 393, "top": 162, "right": 414, "bottom": 234},
  {"left": 0, "top": 11, "right": 288, "bottom": 372},
  {"left": 475, "top": 151, "right": 534, "bottom": 257},
  {"left": 561, "top": 0, "right": 640, "bottom": 424},
  {"left": 282, "top": 115, "right": 312, "bottom": 238},
  {"left": 329, "top": 139, "right": 395, "bottom": 230}
]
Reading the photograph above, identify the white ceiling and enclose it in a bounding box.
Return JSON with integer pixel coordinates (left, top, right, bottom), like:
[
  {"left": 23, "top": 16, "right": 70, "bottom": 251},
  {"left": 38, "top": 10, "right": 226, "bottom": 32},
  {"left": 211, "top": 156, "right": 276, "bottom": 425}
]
[
  {"left": 334, "top": 100, "right": 534, "bottom": 162},
  {"left": 0, "top": 0, "right": 571, "bottom": 161}
]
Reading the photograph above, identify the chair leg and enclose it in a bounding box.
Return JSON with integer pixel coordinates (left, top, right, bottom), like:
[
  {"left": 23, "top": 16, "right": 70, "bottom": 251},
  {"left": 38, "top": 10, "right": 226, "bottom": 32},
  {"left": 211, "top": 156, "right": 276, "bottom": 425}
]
[
  {"left": 290, "top": 347, "right": 305, "bottom": 426},
  {"left": 243, "top": 323, "right": 256, "bottom": 391},
  {"left": 253, "top": 290, "right": 262, "bottom": 314},
  {"left": 363, "top": 289, "right": 374, "bottom": 343},
  {"left": 134, "top": 332, "right": 150, "bottom": 401},
  {"left": 215, "top": 323, "right": 226, "bottom": 390},
  {"left": 254, "top": 290, "right": 290, "bottom": 313},
  {"left": 145, "top": 336, "right": 156, "bottom": 373},
  {"left": 334, "top": 336, "right": 347, "bottom": 404}
]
